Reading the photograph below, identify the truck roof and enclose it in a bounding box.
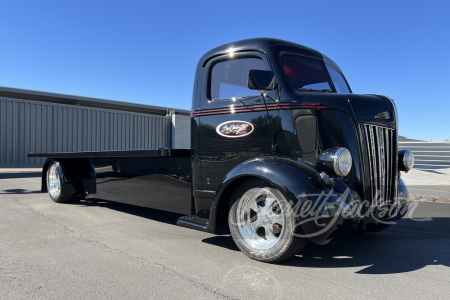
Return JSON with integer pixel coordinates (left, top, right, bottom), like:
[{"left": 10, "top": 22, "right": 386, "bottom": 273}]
[{"left": 198, "top": 37, "right": 342, "bottom": 72}]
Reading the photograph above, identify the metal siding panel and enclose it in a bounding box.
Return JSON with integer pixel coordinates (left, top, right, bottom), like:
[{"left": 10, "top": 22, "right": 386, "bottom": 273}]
[
  {"left": 151, "top": 117, "right": 156, "bottom": 149},
  {"left": 12, "top": 101, "right": 19, "bottom": 164},
  {"left": 30, "top": 103, "right": 36, "bottom": 165},
  {"left": 125, "top": 114, "right": 129, "bottom": 149},
  {"left": 68, "top": 108, "right": 72, "bottom": 152},
  {"left": 131, "top": 115, "right": 135, "bottom": 149},
  {"left": 77, "top": 109, "right": 82, "bottom": 151},
  {"left": 118, "top": 114, "right": 122, "bottom": 150},
  {"left": 0, "top": 97, "right": 172, "bottom": 166},
  {"left": 7, "top": 101, "right": 13, "bottom": 163},
  {"left": 144, "top": 116, "right": 149, "bottom": 149},
  {"left": 139, "top": 115, "right": 143, "bottom": 149},
  {"left": 107, "top": 112, "right": 111, "bottom": 150},
  {"left": 21, "top": 102, "right": 27, "bottom": 165},
  {"left": 0, "top": 101, "right": 4, "bottom": 164},
  {"left": 129, "top": 114, "right": 133, "bottom": 149},
  {"left": 114, "top": 113, "right": 117, "bottom": 150},
  {"left": 47, "top": 105, "right": 52, "bottom": 155},
  {"left": 72, "top": 108, "right": 76, "bottom": 152},
  {"left": 1, "top": 100, "right": 7, "bottom": 164},
  {"left": 156, "top": 118, "right": 160, "bottom": 147},
  {"left": 101, "top": 111, "right": 105, "bottom": 151},
  {"left": 58, "top": 107, "right": 63, "bottom": 152},
  {"left": 35, "top": 104, "right": 41, "bottom": 165},
  {"left": 87, "top": 110, "right": 92, "bottom": 150},
  {"left": 42, "top": 105, "right": 47, "bottom": 157},
  {"left": 63, "top": 107, "right": 67, "bottom": 152},
  {"left": 95, "top": 111, "right": 99, "bottom": 150}
]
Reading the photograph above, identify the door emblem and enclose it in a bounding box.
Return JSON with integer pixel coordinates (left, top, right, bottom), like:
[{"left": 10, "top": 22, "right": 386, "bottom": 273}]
[{"left": 216, "top": 120, "right": 254, "bottom": 138}]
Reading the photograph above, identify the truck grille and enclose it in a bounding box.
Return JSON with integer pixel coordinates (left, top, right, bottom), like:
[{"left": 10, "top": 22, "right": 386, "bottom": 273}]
[{"left": 360, "top": 124, "right": 396, "bottom": 206}]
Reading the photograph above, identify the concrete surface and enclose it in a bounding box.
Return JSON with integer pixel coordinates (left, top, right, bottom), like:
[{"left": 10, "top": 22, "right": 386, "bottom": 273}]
[
  {"left": 1, "top": 169, "right": 450, "bottom": 299},
  {"left": 401, "top": 168, "right": 450, "bottom": 199}
]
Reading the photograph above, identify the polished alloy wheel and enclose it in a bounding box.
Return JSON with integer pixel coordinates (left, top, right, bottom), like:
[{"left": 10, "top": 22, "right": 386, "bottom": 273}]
[
  {"left": 47, "top": 163, "right": 61, "bottom": 198},
  {"left": 236, "top": 188, "right": 285, "bottom": 250}
]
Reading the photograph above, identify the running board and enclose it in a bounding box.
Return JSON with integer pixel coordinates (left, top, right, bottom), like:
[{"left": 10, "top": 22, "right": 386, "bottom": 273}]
[{"left": 177, "top": 215, "right": 211, "bottom": 232}]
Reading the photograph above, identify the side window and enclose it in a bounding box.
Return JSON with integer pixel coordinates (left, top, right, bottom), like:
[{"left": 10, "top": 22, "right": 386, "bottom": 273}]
[
  {"left": 210, "top": 58, "right": 266, "bottom": 101},
  {"left": 325, "top": 63, "right": 351, "bottom": 94},
  {"left": 281, "top": 54, "right": 332, "bottom": 91}
]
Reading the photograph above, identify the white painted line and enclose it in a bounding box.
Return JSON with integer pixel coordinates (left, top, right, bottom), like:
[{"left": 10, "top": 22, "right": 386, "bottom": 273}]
[
  {"left": 414, "top": 164, "right": 450, "bottom": 167},
  {"left": 415, "top": 155, "right": 450, "bottom": 157},
  {"left": 399, "top": 142, "right": 450, "bottom": 144},
  {"left": 404, "top": 151, "right": 450, "bottom": 153},
  {"left": 414, "top": 160, "right": 450, "bottom": 162}
]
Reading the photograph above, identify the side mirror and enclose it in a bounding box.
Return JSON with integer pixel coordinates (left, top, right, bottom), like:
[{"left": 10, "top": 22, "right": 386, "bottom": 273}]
[{"left": 248, "top": 70, "right": 276, "bottom": 90}]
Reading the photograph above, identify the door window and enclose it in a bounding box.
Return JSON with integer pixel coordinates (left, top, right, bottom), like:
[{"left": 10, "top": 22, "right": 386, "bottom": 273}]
[{"left": 210, "top": 58, "right": 266, "bottom": 101}]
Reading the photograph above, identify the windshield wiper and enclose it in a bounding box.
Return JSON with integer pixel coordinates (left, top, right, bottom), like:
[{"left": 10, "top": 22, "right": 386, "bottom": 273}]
[{"left": 298, "top": 88, "right": 331, "bottom": 92}]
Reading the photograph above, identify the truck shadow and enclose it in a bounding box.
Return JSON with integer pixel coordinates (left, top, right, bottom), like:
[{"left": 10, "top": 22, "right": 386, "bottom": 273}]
[
  {"left": 67, "top": 198, "right": 450, "bottom": 274},
  {"left": 0, "top": 188, "right": 42, "bottom": 194},
  {"left": 202, "top": 217, "right": 450, "bottom": 274},
  {"left": 74, "top": 199, "right": 184, "bottom": 227},
  {"left": 0, "top": 172, "right": 42, "bottom": 179}
]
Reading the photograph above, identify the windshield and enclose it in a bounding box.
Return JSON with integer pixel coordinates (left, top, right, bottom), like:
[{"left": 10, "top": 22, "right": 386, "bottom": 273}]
[
  {"left": 281, "top": 54, "right": 332, "bottom": 91},
  {"left": 325, "top": 63, "right": 351, "bottom": 93}
]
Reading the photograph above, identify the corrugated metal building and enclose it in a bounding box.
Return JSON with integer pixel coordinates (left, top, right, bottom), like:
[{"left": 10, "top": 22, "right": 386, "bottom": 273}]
[{"left": 0, "top": 86, "right": 190, "bottom": 167}]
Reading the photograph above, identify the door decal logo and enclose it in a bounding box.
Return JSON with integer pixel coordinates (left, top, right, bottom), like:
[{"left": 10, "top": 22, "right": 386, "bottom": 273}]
[{"left": 216, "top": 120, "right": 254, "bottom": 138}]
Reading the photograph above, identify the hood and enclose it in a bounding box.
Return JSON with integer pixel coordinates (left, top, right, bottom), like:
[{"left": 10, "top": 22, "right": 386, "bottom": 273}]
[
  {"left": 284, "top": 92, "right": 396, "bottom": 129},
  {"left": 347, "top": 94, "right": 396, "bottom": 127}
]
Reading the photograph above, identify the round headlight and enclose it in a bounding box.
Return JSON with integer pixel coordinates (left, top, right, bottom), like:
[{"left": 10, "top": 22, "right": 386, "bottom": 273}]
[
  {"left": 316, "top": 147, "right": 353, "bottom": 178},
  {"left": 335, "top": 148, "right": 352, "bottom": 177},
  {"left": 399, "top": 150, "right": 414, "bottom": 172}
]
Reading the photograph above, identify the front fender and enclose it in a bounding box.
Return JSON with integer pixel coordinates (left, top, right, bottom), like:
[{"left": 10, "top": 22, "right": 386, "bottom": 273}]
[
  {"left": 215, "top": 156, "right": 324, "bottom": 207},
  {"left": 210, "top": 156, "right": 359, "bottom": 244}
]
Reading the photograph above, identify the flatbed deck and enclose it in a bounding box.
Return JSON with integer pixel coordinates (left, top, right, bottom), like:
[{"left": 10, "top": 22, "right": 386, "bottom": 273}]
[{"left": 27, "top": 149, "right": 191, "bottom": 159}]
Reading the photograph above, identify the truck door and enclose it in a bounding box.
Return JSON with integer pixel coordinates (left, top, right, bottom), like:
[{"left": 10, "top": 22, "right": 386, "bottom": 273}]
[{"left": 195, "top": 52, "right": 278, "bottom": 192}]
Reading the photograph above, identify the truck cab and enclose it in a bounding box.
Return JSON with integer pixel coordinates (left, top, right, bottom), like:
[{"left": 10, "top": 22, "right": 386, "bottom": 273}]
[{"left": 31, "top": 38, "right": 415, "bottom": 263}]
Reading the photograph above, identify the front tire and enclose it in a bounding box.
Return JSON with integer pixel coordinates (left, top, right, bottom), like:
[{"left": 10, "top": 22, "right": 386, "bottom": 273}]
[
  {"left": 46, "top": 162, "right": 78, "bottom": 203},
  {"left": 228, "top": 180, "right": 307, "bottom": 263}
]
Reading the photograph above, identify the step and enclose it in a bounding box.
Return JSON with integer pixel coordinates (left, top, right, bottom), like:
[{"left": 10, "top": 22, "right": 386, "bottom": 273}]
[{"left": 177, "top": 214, "right": 211, "bottom": 232}]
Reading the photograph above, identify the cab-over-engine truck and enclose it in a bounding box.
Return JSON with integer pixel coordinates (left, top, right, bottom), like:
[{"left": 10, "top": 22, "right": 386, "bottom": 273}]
[{"left": 29, "top": 38, "right": 415, "bottom": 263}]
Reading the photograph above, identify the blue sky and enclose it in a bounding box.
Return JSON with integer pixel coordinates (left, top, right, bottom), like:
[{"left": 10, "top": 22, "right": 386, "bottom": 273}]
[{"left": 0, "top": 0, "right": 449, "bottom": 141}]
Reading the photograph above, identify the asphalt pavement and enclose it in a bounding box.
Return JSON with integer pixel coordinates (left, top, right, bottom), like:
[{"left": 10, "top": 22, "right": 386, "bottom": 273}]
[{"left": 1, "top": 169, "right": 450, "bottom": 299}]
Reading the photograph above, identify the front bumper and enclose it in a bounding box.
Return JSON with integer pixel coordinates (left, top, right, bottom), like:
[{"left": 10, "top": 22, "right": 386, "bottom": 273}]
[{"left": 298, "top": 178, "right": 409, "bottom": 245}]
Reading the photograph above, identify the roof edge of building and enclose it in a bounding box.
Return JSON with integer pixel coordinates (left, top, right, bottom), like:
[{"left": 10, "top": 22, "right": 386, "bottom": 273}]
[{"left": 0, "top": 86, "right": 190, "bottom": 116}]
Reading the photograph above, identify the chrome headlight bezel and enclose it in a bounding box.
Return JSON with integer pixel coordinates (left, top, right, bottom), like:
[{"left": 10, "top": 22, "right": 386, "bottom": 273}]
[
  {"left": 316, "top": 147, "right": 353, "bottom": 178},
  {"left": 399, "top": 149, "right": 414, "bottom": 172}
]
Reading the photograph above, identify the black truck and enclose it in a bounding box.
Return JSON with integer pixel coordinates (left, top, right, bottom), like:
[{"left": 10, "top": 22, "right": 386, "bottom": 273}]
[{"left": 29, "top": 38, "right": 415, "bottom": 263}]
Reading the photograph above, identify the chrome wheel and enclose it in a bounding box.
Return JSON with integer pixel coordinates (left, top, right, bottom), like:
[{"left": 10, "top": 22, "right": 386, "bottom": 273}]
[
  {"left": 236, "top": 188, "right": 285, "bottom": 251},
  {"left": 47, "top": 163, "right": 61, "bottom": 198}
]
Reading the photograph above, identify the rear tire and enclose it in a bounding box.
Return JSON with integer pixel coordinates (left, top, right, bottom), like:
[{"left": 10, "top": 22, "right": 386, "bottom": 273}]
[
  {"left": 228, "top": 180, "right": 307, "bottom": 263},
  {"left": 46, "top": 162, "right": 78, "bottom": 203}
]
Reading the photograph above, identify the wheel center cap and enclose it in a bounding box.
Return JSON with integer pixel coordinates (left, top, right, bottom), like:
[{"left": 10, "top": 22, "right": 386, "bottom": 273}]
[{"left": 260, "top": 213, "right": 270, "bottom": 224}]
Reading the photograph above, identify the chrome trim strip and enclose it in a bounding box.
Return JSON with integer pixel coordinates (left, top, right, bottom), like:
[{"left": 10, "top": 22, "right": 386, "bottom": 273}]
[
  {"left": 369, "top": 126, "right": 378, "bottom": 204},
  {"left": 378, "top": 127, "right": 386, "bottom": 204},
  {"left": 386, "top": 129, "right": 390, "bottom": 202},
  {"left": 363, "top": 125, "right": 373, "bottom": 202}
]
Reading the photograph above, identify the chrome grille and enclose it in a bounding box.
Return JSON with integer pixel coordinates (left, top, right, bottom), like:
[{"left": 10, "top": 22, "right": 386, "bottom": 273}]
[{"left": 361, "top": 124, "right": 396, "bottom": 206}]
